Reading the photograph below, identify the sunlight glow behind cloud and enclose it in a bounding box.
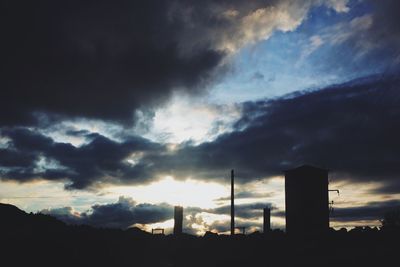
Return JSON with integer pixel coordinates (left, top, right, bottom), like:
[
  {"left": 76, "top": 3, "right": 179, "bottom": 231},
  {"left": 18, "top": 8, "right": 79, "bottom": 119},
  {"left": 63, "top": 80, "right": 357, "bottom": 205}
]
[
  {"left": 108, "top": 176, "right": 229, "bottom": 209},
  {"left": 143, "top": 95, "right": 242, "bottom": 144}
]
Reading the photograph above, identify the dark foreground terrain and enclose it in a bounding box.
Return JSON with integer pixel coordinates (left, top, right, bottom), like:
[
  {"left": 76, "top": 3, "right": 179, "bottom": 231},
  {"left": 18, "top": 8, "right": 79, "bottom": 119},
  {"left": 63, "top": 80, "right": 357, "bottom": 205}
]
[{"left": 1, "top": 203, "right": 398, "bottom": 267}]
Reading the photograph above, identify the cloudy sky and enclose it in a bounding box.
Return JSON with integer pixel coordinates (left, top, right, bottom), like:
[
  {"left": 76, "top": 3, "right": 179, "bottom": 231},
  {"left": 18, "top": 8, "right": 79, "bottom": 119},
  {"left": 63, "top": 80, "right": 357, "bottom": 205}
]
[{"left": 1, "top": 0, "right": 400, "bottom": 235}]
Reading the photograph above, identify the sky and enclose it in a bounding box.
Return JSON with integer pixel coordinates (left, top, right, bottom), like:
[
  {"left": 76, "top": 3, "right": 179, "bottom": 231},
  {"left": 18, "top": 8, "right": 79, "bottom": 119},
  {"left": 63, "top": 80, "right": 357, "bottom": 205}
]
[{"left": 1, "top": 0, "right": 400, "bottom": 235}]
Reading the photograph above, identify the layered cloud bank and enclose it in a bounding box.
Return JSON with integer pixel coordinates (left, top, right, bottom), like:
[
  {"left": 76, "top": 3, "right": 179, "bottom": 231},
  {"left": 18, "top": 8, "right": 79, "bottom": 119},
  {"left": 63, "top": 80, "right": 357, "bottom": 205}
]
[
  {"left": 41, "top": 195, "right": 400, "bottom": 231},
  {"left": 41, "top": 196, "right": 173, "bottom": 229},
  {"left": 1, "top": 75, "right": 399, "bottom": 191},
  {"left": 40, "top": 196, "right": 272, "bottom": 231}
]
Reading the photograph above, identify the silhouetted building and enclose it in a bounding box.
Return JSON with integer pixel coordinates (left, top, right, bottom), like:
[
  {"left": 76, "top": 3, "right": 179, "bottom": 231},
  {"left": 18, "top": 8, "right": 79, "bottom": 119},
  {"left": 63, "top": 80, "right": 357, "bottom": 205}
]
[
  {"left": 284, "top": 165, "right": 329, "bottom": 235},
  {"left": 174, "top": 206, "right": 183, "bottom": 235},
  {"left": 263, "top": 207, "right": 271, "bottom": 233},
  {"left": 231, "top": 169, "right": 235, "bottom": 235},
  {"left": 152, "top": 228, "right": 164, "bottom": 235}
]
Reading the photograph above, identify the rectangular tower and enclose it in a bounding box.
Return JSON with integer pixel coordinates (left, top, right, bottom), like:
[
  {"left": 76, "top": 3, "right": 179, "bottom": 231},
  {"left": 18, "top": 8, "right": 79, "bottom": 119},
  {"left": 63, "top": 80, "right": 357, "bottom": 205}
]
[
  {"left": 284, "top": 165, "right": 329, "bottom": 236},
  {"left": 173, "top": 206, "right": 183, "bottom": 235},
  {"left": 263, "top": 207, "right": 271, "bottom": 233}
]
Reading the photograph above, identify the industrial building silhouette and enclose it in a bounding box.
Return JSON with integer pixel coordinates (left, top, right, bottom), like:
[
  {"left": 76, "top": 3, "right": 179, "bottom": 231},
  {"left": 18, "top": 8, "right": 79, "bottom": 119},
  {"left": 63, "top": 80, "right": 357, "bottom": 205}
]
[{"left": 166, "top": 165, "right": 336, "bottom": 236}]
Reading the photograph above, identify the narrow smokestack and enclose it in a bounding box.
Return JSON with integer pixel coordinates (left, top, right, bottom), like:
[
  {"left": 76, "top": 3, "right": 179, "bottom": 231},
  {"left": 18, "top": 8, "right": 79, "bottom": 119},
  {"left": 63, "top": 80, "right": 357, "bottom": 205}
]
[
  {"left": 231, "top": 169, "right": 235, "bottom": 235},
  {"left": 263, "top": 207, "right": 271, "bottom": 233},
  {"left": 174, "top": 206, "right": 183, "bottom": 235}
]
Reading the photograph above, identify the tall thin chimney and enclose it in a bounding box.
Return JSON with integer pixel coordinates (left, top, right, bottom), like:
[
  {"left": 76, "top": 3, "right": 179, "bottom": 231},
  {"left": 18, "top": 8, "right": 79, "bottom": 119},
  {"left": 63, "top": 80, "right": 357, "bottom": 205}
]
[
  {"left": 231, "top": 169, "right": 235, "bottom": 235},
  {"left": 263, "top": 207, "right": 271, "bottom": 233},
  {"left": 174, "top": 206, "right": 183, "bottom": 235}
]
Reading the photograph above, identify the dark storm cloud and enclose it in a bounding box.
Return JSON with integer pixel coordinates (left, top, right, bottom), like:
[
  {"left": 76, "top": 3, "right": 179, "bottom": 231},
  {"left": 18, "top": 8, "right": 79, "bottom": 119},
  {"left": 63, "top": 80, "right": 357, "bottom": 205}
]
[
  {"left": 0, "top": 0, "right": 222, "bottom": 126},
  {"left": 146, "top": 74, "right": 400, "bottom": 186},
  {"left": 209, "top": 202, "right": 270, "bottom": 219},
  {"left": 372, "top": 182, "right": 400, "bottom": 195},
  {"left": 1, "top": 74, "right": 400, "bottom": 190},
  {"left": 331, "top": 199, "right": 400, "bottom": 223},
  {"left": 214, "top": 191, "right": 274, "bottom": 201},
  {"left": 0, "top": 127, "right": 163, "bottom": 189},
  {"left": 1, "top": 0, "right": 326, "bottom": 127},
  {"left": 367, "top": 0, "right": 400, "bottom": 54},
  {"left": 265, "top": 204, "right": 392, "bottom": 226},
  {"left": 41, "top": 196, "right": 173, "bottom": 229},
  {"left": 360, "top": 0, "right": 400, "bottom": 72}
]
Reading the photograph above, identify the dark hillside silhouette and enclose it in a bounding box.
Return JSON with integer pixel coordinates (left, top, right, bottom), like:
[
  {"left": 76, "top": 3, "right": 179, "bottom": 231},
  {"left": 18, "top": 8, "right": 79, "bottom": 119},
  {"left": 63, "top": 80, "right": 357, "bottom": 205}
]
[{"left": 1, "top": 203, "right": 399, "bottom": 267}]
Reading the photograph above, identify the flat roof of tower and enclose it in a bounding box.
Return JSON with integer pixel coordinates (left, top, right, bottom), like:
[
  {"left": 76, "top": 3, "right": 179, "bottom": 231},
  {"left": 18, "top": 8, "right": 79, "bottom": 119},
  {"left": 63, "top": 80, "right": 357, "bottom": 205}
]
[{"left": 284, "top": 164, "right": 329, "bottom": 173}]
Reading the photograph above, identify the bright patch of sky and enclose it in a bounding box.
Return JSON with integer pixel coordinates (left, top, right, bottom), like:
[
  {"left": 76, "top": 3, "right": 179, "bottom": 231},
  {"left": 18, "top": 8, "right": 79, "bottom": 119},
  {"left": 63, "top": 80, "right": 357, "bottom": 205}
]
[
  {"left": 140, "top": 1, "right": 380, "bottom": 145},
  {"left": 34, "top": 94, "right": 242, "bottom": 146},
  {"left": 0, "top": 134, "right": 11, "bottom": 149},
  {"left": 107, "top": 176, "right": 229, "bottom": 209},
  {"left": 36, "top": 118, "right": 126, "bottom": 147},
  {"left": 137, "top": 94, "right": 242, "bottom": 144},
  {"left": 209, "top": 1, "right": 380, "bottom": 104},
  {"left": 0, "top": 180, "right": 114, "bottom": 212}
]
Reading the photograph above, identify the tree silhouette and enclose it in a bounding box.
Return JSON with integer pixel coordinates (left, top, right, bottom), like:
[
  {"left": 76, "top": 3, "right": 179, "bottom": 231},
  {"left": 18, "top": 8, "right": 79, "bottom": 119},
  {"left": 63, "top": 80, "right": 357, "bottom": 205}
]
[{"left": 381, "top": 208, "right": 400, "bottom": 229}]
